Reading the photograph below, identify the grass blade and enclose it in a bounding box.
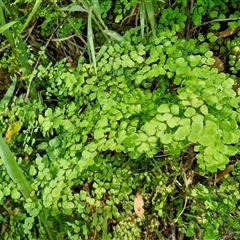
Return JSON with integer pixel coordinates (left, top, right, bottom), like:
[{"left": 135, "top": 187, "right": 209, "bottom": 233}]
[
  {"left": 0, "top": 134, "right": 33, "bottom": 199},
  {"left": 0, "top": 76, "right": 17, "bottom": 106},
  {"left": 15, "top": 36, "right": 31, "bottom": 76},
  {"left": 59, "top": 4, "right": 86, "bottom": 12},
  {"left": 145, "top": 0, "right": 155, "bottom": 35},
  {"left": 0, "top": 134, "right": 53, "bottom": 239},
  {"left": 0, "top": 0, "right": 14, "bottom": 48},
  {"left": 87, "top": 6, "right": 97, "bottom": 74},
  {"left": 103, "top": 29, "right": 124, "bottom": 41},
  {"left": 91, "top": 0, "right": 101, "bottom": 16},
  {"left": 140, "top": 0, "right": 146, "bottom": 38},
  {"left": 102, "top": 209, "right": 110, "bottom": 240},
  {"left": 0, "top": 21, "right": 17, "bottom": 34},
  {"left": 19, "top": 0, "right": 42, "bottom": 34},
  {"left": 96, "top": 40, "right": 109, "bottom": 62},
  {"left": 0, "top": 1, "right": 31, "bottom": 77}
]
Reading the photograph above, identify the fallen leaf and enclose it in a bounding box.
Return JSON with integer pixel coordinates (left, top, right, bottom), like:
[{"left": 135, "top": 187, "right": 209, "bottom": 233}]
[
  {"left": 208, "top": 164, "right": 236, "bottom": 185},
  {"left": 134, "top": 192, "right": 145, "bottom": 218},
  {"left": 211, "top": 56, "right": 224, "bottom": 72},
  {"left": 233, "top": 76, "right": 240, "bottom": 95},
  {"left": 218, "top": 27, "right": 240, "bottom": 38},
  {"left": 215, "top": 164, "right": 236, "bottom": 184},
  {"left": 82, "top": 182, "right": 90, "bottom": 192},
  {"left": 186, "top": 170, "right": 194, "bottom": 186},
  {"left": 5, "top": 121, "right": 21, "bottom": 143}
]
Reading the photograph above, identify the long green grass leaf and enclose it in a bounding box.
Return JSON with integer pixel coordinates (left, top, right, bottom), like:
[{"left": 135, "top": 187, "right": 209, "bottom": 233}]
[
  {"left": 0, "top": 0, "right": 14, "bottom": 48},
  {"left": 87, "top": 6, "right": 97, "bottom": 74},
  {"left": 59, "top": 5, "right": 86, "bottom": 12},
  {"left": 15, "top": 36, "right": 31, "bottom": 76},
  {"left": 103, "top": 30, "right": 124, "bottom": 41},
  {"left": 0, "top": 1, "right": 31, "bottom": 77},
  {"left": 96, "top": 41, "right": 110, "bottom": 62},
  {"left": 81, "top": 1, "right": 109, "bottom": 40},
  {"left": 0, "top": 135, "right": 33, "bottom": 199},
  {"left": 59, "top": 2, "right": 111, "bottom": 68},
  {"left": 145, "top": 0, "right": 155, "bottom": 35},
  {"left": 0, "top": 76, "right": 17, "bottom": 106},
  {"left": 0, "top": 135, "right": 53, "bottom": 239},
  {"left": 140, "top": 0, "right": 146, "bottom": 38},
  {"left": 19, "top": 0, "right": 42, "bottom": 34},
  {"left": 0, "top": 21, "right": 17, "bottom": 34},
  {"left": 102, "top": 209, "right": 110, "bottom": 240},
  {"left": 91, "top": 0, "right": 101, "bottom": 16}
]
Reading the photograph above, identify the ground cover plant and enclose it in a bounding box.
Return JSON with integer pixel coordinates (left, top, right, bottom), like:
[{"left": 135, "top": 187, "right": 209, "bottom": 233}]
[{"left": 0, "top": 0, "right": 240, "bottom": 239}]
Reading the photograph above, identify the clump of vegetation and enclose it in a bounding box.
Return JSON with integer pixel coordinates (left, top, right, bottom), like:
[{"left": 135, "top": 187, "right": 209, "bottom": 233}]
[{"left": 0, "top": 0, "right": 240, "bottom": 239}]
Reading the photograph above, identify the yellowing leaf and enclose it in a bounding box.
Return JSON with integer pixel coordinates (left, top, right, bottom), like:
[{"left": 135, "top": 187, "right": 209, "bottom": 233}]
[
  {"left": 134, "top": 192, "right": 145, "bottom": 218},
  {"left": 5, "top": 121, "right": 21, "bottom": 143}
]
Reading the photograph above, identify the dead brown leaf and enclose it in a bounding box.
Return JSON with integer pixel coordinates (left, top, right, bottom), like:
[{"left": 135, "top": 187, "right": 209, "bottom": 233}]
[
  {"left": 186, "top": 170, "right": 194, "bottom": 187},
  {"left": 209, "top": 164, "right": 236, "bottom": 185},
  {"left": 233, "top": 76, "right": 240, "bottom": 95},
  {"left": 211, "top": 56, "right": 224, "bottom": 72},
  {"left": 218, "top": 27, "right": 240, "bottom": 38},
  {"left": 134, "top": 192, "right": 145, "bottom": 218},
  {"left": 215, "top": 164, "right": 236, "bottom": 184},
  {"left": 82, "top": 182, "right": 90, "bottom": 192}
]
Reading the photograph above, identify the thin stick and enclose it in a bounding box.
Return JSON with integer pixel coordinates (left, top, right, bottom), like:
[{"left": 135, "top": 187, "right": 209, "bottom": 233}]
[
  {"left": 175, "top": 196, "right": 188, "bottom": 221},
  {"left": 51, "top": 34, "right": 76, "bottom": 42},
  {"left": 185, "top": 0, "right": 195, "bottom": 40},
  {"left": 191, "top": 17, "right": 240, "bottom": 31}
]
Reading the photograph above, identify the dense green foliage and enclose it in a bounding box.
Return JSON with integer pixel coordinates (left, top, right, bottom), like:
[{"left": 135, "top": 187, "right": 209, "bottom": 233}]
[{"left": 0, "top": 0, "right": 240, "bottom": 239}]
